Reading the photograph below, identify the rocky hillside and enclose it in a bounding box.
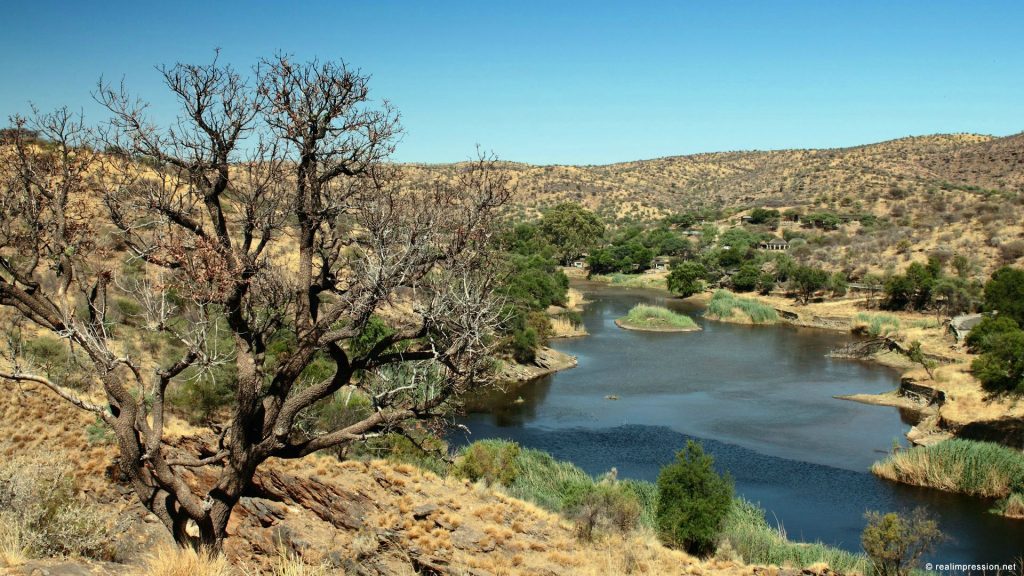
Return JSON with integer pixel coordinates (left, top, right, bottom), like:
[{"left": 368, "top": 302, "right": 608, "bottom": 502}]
[{"left": 408, "top": 133, "right": 1024, "bottom": 277}]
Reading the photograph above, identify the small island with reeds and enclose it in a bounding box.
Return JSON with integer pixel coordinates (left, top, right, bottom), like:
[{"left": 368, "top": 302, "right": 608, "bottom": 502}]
[{"left": 615, "top": 304, "right": 701, "bottom": 332}]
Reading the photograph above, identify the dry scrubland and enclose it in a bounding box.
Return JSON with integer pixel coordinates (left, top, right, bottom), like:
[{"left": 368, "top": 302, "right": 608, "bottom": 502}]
[
  {"left": 0, "top": 381, "right": 768, "bottom": 575},
  {"left": 408, "top": 133, "right": 1024, "bottom": 277}
]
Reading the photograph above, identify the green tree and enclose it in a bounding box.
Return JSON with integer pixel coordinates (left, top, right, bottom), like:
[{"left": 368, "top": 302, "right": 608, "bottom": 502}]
[
  {"left": 656, "top": 441, "right": 733, "bottom": 557},
  {"left": 792, "top": 265, "right": 829, "bottom": 304},
  {"left": 971, "top": 329, "right": 1024, "bottom": 393},
  {"left": 829, "top": 272, "right": 849, "bottom": 297},
  {"left": 731, "top": 262, "right": 761, "bottom": 292},
  {"left": 804, "top": 211, "right": 841, "bottom": 230},
  {"left": 539, "top": 203, "right": 605, "bottom": 265},
  {"left": 907, "top": 341, "right": 935, "bottom": 379},
  {"left": 862, "top": 273, "right": 885, "bottom": 309},
  {"left": 756, "top": 271, "right": 776, "bottom": 295},
  {"left": 965, "top": 316, "right": 1020, "bottom": 353},
  {"left": 748, "top": 207, "right": 780, "bottom": 226},
  {"left": 667, "top": 261, "right": 706, "bottom": 298},
  {"left": 883, "top": 262, "right": 936, "bottom": 311},
  {"left": 861, "top": 508, "right": 944, "bottom": 576},
  {"left": 982, "top": 266, "right": 1024, "bottom": 325}
]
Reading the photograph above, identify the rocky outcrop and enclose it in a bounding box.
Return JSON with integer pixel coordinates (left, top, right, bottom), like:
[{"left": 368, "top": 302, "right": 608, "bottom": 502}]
[{"left": 498, "top": 346, "right": 578, "bottom": 383}]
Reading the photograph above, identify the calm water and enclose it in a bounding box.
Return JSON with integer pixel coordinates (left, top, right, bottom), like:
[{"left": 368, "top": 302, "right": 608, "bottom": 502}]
[{"left": 453, "top": 282, "right": 1024, "bottom": 564}]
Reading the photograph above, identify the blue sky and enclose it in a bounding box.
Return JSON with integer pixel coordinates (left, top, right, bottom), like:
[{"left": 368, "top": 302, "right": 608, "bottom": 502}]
[{"left": 2, "top": 1, "right": 1022, "bottom": 165}]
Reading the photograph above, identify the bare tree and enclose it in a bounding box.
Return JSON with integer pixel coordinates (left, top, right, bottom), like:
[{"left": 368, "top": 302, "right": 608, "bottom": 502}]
[{"left": 0, "top": 54, "right": 511, "bottom": 551}]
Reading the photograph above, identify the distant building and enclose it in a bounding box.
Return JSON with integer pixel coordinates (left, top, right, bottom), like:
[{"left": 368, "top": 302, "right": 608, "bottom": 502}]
[
  {"left": 759, "top": 238, "right": 789, "bottom": 251},
  {"left": 650, "top": 256, "right": 672, "bottom": 271}
]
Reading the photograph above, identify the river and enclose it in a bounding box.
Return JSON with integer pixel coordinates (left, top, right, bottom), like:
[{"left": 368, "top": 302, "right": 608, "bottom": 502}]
[{"left": 453, "top": 282, "right": 1024, "bottom": 564}]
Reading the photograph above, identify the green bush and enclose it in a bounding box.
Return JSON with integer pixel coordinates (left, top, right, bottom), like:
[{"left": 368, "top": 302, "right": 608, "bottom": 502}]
[
  {"left": 510, "top": 326, "right": 539, "bottom": 364},
  {"left": 731, "top": 263, "right": 761, "bottom": 292},
  {"left": 169, "top": 373, "right": 236, "bottom": 424},
  {"left": 861, "top": 508, "right": 943, "bottom": 576},
  {"left": 453, "top": 440, "right": 522, "bottom": 486},
  {"left": 656, "top": 440, "right": 733, "bottom": 556},
  {"left": 667, "top": 261, "right": 706, "bottom": 298}
]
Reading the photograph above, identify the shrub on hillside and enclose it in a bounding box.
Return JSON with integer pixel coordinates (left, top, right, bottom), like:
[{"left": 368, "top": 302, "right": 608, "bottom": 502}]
[
  {"left": 0, "top": 453, "right": 115, "bottom": 560},
  {"left": 570, "top": 482, "right": 643, "bottom": 541},
  {"left": 999, "top": 240, "right": 1024, "bottom": 264},
  {"left": 454, "top": 440, "right": 522, "bottom": 486},
  {"left": 656, "top": 440, "right": 733, "bottom": 556}
]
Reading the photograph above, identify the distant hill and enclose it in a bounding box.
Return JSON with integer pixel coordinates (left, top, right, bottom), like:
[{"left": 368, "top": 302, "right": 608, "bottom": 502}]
[{"left": 407, "top": 133, "right": 1024, "bottom": 278}]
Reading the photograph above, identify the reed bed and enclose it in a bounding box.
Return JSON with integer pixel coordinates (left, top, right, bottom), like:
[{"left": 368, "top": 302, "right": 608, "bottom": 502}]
[
  {"left": 618, "top": 304, "right": 698, "bottom": 331},
  {"left": 706, "top": 290, "right": 778, "bottom": 324}
]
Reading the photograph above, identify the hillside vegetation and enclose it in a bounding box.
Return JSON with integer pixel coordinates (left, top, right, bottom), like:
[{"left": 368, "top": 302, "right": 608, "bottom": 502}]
[{"left": 408, "top": 133, "right": 1024, "bottom": 278}]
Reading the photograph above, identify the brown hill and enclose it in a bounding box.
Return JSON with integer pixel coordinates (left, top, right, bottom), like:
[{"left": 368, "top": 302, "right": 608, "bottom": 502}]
[{"left": 407, "top": 133, "right": 1024, "bottom": 277}]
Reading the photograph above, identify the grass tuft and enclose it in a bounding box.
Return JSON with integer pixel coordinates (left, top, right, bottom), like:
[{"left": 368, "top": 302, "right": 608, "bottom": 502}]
[
  {"left": 853, "top": 313, "right": 902, "bottom": 337},
  {"left": 140, "top": 544, "right": 232, "bottom": 576}
]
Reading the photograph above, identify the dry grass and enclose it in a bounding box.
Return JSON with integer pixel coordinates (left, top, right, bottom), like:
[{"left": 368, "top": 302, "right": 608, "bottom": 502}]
[
  {"left": 0, "top": 521, "right": 28, "bottom": 568},
  {"left": 139, "top": 544, "right": 233, "bottom": 576}
]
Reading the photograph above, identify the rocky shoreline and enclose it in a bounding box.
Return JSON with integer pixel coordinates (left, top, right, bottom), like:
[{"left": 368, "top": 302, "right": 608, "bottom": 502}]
[{"left": 498, "top": 346, "right": 578, "bottom": 383}]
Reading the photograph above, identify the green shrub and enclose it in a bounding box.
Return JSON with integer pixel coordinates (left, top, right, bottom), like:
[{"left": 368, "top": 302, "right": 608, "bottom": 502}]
[
  {"left": 861, "top": 508, "right": 943, "bottom": 576},
  {"left": 112, "top": 297, "right": 143, "bottom": 323},
  {"left": 973, "top": 342, "right": 1024, "bottom": 394},
  {"left": 453, "top": 440, "right": 522, "bottom": 486},
  {"left": 667, "top": 261, "right": 706, "bottom": 298},
  {"left": 169, "top": 373, "right": 236, "bottom": 424},
  {"left": 510, "top": 326, "right": 539, "bottom": 364},
  {"left": 656, "top": 440, "right": 734, "bottom": 556}
]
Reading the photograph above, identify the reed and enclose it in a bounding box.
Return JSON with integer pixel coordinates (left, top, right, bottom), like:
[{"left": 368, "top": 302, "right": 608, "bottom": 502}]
[{"left": 706, "top": 290, "right": 778, "bottom": 324}]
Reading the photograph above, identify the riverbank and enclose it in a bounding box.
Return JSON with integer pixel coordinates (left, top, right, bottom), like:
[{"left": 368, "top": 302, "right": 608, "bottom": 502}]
[
  {"left": 454, "top": 439, "right": 870, "bottom": 574},
  {"left": 498, "top": 346, "right": 579, "bottom": 383}
]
